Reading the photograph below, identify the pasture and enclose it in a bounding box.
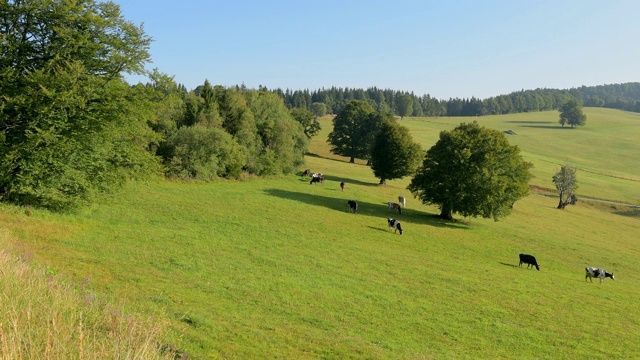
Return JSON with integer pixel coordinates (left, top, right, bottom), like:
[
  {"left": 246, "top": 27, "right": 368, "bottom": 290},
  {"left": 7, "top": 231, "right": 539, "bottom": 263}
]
[{"left": 2, "top": 108, "right": 640, "bottom": 358}]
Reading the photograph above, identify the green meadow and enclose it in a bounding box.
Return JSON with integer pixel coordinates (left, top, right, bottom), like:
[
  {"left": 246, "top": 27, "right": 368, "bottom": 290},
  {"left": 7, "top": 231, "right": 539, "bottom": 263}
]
[{"left": 2, "top": 108, "right": 640, "bottom": 358}]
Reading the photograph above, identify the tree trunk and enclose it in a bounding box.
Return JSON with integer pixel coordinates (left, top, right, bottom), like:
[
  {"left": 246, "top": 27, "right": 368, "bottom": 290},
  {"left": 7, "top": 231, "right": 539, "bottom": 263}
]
[
  {"left": 439, "top": 209, "right": 454, "bottom": 221},
  {"left": 379, "top": 178, "right": 386, "bottom": 185},
  {"left": 349, "top": 156, "right": 355, "bottom": 163},
  {"left": 557, "top": 190, "right": 565, "bottom": 209},
  {"left": 439, "top": 204, "right": 453, "bottom": 221}
]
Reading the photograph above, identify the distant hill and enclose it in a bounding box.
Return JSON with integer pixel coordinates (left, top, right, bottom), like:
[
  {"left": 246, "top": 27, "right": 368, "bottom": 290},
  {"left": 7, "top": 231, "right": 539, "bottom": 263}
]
[{"left": 264, "top": 82, "right": 640, "bottom": 116}]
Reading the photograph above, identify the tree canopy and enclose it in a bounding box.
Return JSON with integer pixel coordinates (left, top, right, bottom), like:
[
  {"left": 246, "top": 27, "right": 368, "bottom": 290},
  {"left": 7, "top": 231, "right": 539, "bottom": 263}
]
[
  {"left": 370, "top": 119, "right": 423, "bottom": 184},
  {"left": 327, "top": 100, "right": 379, "bottom": 163},
  {"left": 408, "top": 122, "right": 533, "bottom": 221},
  {"left": 0, "top": 0, "right": 159, "bottom": 209},
  {"left": 290, "top": 108, "right": 321, "bottom": 139},
  {"left": 559, "top": 99, "right": 587, "bottom": 127},
  {"left": 396, "top": 94, "right": 414, "bottom": 119}
]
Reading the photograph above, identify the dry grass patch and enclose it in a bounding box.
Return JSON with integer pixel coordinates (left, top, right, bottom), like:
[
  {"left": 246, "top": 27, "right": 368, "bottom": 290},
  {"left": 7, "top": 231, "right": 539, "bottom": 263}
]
[{"left": 0, "top": 228, "right": 175, "bottom": 359}]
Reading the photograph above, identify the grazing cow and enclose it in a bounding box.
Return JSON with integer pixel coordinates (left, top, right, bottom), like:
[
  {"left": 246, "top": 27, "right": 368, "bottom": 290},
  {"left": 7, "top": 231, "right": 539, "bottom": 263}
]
[
  {"left": 302, "top": 168, "right": 311, "bottom": 177},
  {"left": 387, "top": 218, "right": 403, "bottom": 234},
  {"left": 398, "top": 196, "right": 406, "bottom": 208},
  {"left": 518, "top": 254, "right": 540, "bottom": 270},
  {"left": 340, "top": 181, "right": 345, "bottom": 191},
  {"left": 388, "top": 202, "right": 402, "bottom": 215},
  {"left": 310, "top": 173, "right": 324, "bottom": 185},
  {"left": 585, "top": 267, "right": 615, "bottom": 284},
  {"left": 347, "top": 200, "right": 358, "bottom": 213}
]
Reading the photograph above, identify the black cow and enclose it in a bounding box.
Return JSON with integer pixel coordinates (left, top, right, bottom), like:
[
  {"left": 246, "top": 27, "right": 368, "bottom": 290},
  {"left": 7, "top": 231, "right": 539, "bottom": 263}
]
[
  {"left": 518, "top": 254, "right": 540, "bottom": 270},
  {"left": 302, "top": 168, "right": 311, "bottom": 177},
  {"left": 387, "top": 218, "right": 403, "bottom": 234},
  {"left": 340, "top": 181, "right": 345, "bottom": 191},
  {"left": 347, "top": 200, "right": 358, "bottom": 213}
]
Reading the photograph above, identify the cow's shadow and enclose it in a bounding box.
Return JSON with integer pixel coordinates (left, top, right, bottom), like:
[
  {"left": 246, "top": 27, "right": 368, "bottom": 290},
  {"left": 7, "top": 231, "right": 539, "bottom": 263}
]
[
  {"left": 498, "top": 262, "right": 519, "bottom": 268},
  {"left": 264, "top": 188, "right": 466, "bottom": 229}
]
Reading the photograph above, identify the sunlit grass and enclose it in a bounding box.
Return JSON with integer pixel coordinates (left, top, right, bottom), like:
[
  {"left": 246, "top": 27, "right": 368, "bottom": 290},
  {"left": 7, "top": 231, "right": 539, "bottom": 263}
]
[{"left": 1, "top": 108, "right": 639, "bottom": 358}]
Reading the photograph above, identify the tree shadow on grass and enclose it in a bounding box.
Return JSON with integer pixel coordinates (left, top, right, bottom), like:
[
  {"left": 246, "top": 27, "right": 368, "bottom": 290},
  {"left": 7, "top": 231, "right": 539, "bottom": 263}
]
[
  {"left": 264, "top": 188, "right": 468, "bottom": 230},
  {"left": 305, "top": 152, "right": 369, "bottom": 166},
  {"left": 519, "top": 125, "right": 575, "bottom": 130},
  {"left": 322, "top": 174, "right": 379, "bottom": 187},
  {"left": 505, "top": 120, "right": 554, "bottom": 124},
  {"left": 294, "top": 174, "right": 378, "bottom": 188}
]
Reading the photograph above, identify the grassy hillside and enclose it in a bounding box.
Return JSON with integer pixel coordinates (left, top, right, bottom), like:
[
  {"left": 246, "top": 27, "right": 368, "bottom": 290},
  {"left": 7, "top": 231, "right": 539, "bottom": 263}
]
[
  {"left": 1, "top": 108, "right": 639, "bottom": 358},
  {"left": 401, "top": 108, "right": 640, "bottom": 205}
]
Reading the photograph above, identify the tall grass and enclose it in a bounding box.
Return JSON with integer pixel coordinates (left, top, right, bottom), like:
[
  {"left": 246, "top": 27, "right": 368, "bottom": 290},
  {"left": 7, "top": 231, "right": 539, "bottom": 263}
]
[{"left": 0, "top": 228, "right": 174, "bottom": 359}]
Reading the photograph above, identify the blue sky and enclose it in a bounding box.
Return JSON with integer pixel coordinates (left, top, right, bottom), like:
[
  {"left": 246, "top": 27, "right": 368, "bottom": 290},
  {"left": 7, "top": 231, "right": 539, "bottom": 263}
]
[{"left": 117, "top": 0, "right": 639, "bottom": 100}]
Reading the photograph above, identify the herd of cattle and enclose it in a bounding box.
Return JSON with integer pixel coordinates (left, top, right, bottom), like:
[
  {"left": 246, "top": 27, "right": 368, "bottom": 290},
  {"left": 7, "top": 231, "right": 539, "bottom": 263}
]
[{"left": 303, "top": 169, "right": 616, "bottom": 284}]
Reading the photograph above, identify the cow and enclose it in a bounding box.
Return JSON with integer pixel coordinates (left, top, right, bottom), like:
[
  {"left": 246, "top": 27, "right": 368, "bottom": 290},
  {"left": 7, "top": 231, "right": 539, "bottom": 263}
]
[
  {"left": 302, "top": 168, "right": 311, "bottom": 177},
  {"left": 398, "top": 196, "right": 406, "bottom": 208},
  {"left": 585, "top": 267, "right": 615, "bottom": 284},
  {"left": 347, "top": 200, "right": 358, "bottom": 213},
  {"left": 388, "top": 202, "right": 402, "bottom": 215},
  {"left": 310, "top": 173, "right": 324, "bottom": 184},
  {"left": 340, "top": 181, "right": 345, "bottom": 191},
  {"left": 387, "top": 218, "right": 403, "bottom": 234},
  {"left": 518, "top": 254, "right": 540, "bottom": 270}
]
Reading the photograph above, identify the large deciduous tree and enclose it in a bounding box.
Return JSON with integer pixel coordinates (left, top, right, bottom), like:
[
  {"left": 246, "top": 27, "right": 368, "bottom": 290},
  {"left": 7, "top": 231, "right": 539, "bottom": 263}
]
[
  {"left": 552, "top": 164, "right": 578, "bottom": 209},
  {"left": 408, "top": 122, "right": 532, "bottom": 221},
  {"left": 0, "top": 0, "right": 160, "bottom": 209},
  {"left": 327, "top": 100, "right": 378, "bottom": 163},
  {"left": 559, "top": 99, "right": 587, "bottom": 127},
  {"left": 370, "top": 119, "right": 423, "bottom": 185}
]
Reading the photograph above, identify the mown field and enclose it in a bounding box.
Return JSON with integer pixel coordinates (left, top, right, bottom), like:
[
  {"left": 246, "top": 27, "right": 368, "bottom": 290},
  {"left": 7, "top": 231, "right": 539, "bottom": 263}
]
[{"left": 2, "top": 108, "right": 640, "bottom": 358}]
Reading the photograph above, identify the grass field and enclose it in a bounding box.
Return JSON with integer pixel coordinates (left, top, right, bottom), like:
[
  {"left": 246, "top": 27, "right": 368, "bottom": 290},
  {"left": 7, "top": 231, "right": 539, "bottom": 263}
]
[{"left": 1, "top": 108, "right": 639, "bottom": 358}]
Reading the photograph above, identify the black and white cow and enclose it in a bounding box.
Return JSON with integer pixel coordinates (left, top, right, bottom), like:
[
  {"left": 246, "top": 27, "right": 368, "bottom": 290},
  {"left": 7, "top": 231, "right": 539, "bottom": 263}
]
[
  {"left": 518, "top": 254, "right": 540, "bottom": 270},
  {"left": 398, "top": 196, "right": 406, "bottom": 208},
  {"left": 585, "top": 267, "right": 615, "bottom": 284},
  {"left": 387, "top": 218, "right": 403, "bottom": 234},
  {"left": 347, "top": 200, "right": 358, "bottom": 213},
  {"left": 388, "top": 202, "right": 402, "bottom": 215},
  {"left": 310, "top": 173, "right": 324, "bottom": 184}
]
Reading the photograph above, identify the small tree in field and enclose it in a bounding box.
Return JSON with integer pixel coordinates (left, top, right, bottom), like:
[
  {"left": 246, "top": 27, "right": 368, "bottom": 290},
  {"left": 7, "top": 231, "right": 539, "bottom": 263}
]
[
  {"left": 408, "top": 122, "right": 532, "bottom": 221},
  {"left": 552, "top": 164, "right": 578, "bottom": 209},
  {"left": 396, "top": 94, "right": 413, "bottom": 120},
  {"left": 559, "top": 99, "right": 587, "bottom": 127},
  {"left": 370, "top": 120, "right": 423, "bottom": 185}
]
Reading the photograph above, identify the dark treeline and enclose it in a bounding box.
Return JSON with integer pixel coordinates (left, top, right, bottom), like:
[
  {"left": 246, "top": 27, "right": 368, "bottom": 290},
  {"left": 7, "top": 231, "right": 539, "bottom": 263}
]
[{"left": 260, "top": 83, "right": 640, "bottom": 116}]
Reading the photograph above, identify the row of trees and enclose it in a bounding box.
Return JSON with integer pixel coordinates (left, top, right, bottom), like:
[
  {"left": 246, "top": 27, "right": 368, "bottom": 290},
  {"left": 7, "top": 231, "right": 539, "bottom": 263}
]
[
  {"left": 327, "top": 101, "right": 533, "bottom": 220},
  {"left": 265, "top": 84, "right": 640, "bottom": 117}
]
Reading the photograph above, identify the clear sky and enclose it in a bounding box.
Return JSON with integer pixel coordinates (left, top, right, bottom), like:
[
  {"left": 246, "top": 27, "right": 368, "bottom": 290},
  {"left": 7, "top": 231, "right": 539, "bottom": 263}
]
[{"left": 117, "top": 0, "right": 640, "bottom": 100}]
